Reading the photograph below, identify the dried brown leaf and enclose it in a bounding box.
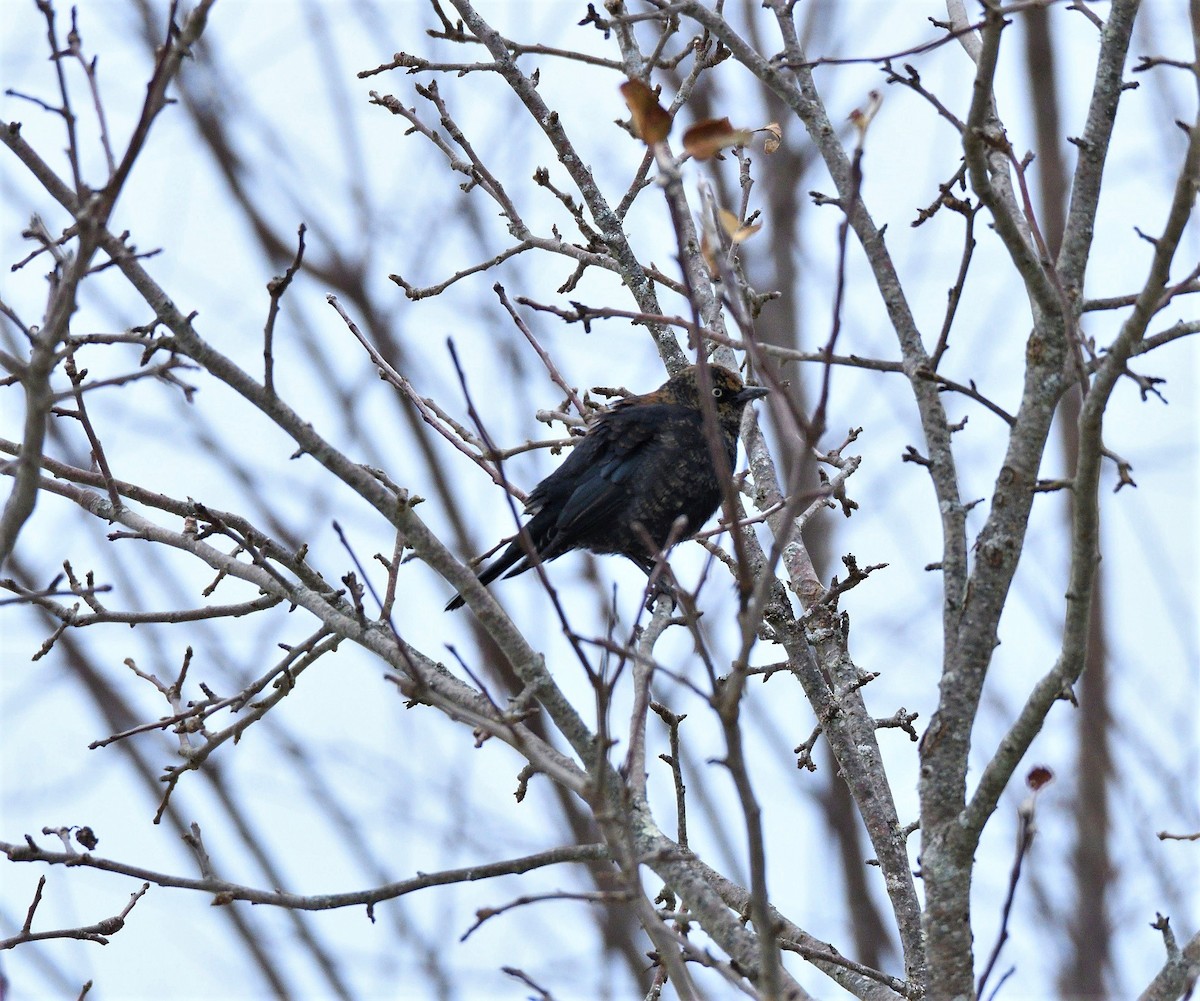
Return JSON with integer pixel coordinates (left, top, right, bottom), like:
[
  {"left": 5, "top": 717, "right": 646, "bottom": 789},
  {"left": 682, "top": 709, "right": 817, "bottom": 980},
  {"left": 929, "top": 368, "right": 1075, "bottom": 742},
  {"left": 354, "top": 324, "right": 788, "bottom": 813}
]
[
  {"left": 718, "top": 208, "right": 762, "bottom": 244},
  {"left": 761, "top": 121, "right": 782, "bottom": 154},
  {"left": 700, "top": 228, "right": 718, "bottom": 278},
  {"left": 683, "top": 117, "right": 752, "bottom": 160},
  {"left": 620, "top": 80, "right": 672, "bottom": 144}
]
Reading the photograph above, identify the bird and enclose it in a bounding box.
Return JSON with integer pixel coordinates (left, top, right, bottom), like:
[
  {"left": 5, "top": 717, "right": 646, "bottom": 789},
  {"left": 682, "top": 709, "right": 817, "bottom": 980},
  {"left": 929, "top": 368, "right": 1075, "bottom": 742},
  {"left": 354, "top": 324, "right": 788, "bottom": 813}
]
[{"left": 445, "top": 364, "right": 768, "bottom": 610}]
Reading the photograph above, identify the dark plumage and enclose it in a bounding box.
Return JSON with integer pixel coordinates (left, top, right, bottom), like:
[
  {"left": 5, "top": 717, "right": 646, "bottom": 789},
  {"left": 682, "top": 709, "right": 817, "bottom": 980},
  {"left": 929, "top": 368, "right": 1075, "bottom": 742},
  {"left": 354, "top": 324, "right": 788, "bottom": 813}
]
[{"left": 445, "top": 365, "right": 768, "bottom": 610}]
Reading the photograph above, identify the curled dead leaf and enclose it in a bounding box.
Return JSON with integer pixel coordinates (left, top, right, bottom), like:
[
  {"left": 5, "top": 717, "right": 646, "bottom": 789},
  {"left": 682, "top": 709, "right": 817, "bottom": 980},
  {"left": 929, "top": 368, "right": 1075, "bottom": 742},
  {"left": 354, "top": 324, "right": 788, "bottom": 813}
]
[
  {"left": 620, "top": 79, "right": 672, "bottom": 144},
  {"left": 683, "top": 116, "right": 753, "bottom": 160},
  {"left": 761, "top": 121, "right": 782, "bottom": 154},
  {"left": 718, "top": 207, "right": 762, "bottom": 244},
  {"left": 700, "top": 228, "right": 718, "bottom": 278}
]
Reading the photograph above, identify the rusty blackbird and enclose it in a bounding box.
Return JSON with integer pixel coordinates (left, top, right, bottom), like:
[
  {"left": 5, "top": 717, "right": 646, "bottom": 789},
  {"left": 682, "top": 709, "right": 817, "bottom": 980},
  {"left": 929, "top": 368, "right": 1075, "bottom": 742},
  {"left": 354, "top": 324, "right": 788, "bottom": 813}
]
[{"left": 445, "top": 365, "right": 767, "bottom": 610}]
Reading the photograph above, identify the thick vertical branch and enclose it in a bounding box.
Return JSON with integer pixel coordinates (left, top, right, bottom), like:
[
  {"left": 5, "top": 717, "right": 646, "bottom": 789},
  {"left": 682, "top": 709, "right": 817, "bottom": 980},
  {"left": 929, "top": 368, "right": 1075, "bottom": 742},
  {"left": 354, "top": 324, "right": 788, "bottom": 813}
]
[
  {"left": 1057, "top": 0, "right": 1143, "bottom": 293},
  {"left": 1023, "top": 7, "right": 1116, "bottom": 993},
  {"left": 0, "top": 236, "right": 90, "bottom": 569},
  {"left": 963, "top": 0, "right": 1200, "bottom": 840},
  {"left": 670, "top": 7, "right": 935, "bottom": 987}
]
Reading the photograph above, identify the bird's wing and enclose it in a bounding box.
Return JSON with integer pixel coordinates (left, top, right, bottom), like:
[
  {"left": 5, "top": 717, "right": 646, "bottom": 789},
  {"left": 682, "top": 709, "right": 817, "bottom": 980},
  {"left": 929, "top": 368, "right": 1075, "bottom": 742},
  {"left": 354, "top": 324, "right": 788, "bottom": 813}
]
[{"left": 532, "top": 403, "right": 672, "bottom": 547}]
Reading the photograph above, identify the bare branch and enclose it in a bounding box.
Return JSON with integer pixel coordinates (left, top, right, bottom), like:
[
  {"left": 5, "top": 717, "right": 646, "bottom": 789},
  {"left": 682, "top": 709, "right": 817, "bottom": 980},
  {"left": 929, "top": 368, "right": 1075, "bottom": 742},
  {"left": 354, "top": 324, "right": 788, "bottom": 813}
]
[{"left": 1, "top": 838, "right": 609, "bottom": 911}]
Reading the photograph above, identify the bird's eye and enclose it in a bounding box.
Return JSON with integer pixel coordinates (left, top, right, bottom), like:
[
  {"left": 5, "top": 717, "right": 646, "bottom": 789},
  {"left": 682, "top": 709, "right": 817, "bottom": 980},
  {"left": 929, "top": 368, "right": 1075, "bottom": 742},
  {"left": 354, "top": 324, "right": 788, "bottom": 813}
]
[{"left": 712, "top": 387, "right": 724, "bottom": 398}]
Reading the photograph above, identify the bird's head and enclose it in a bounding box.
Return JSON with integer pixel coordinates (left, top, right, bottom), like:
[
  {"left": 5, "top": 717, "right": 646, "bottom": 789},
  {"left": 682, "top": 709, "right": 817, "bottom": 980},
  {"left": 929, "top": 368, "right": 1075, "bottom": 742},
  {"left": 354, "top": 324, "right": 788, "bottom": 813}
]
[{"left": 657, "top": 364, "right": 769, "bottom": 431}]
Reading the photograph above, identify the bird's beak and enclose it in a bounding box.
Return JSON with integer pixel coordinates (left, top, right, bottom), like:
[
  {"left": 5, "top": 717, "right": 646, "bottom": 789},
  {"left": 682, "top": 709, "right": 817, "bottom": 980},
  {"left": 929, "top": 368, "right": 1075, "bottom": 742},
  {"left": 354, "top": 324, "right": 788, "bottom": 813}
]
[{"left": 736, "top": 385, "right": 769, "bottom": 404}]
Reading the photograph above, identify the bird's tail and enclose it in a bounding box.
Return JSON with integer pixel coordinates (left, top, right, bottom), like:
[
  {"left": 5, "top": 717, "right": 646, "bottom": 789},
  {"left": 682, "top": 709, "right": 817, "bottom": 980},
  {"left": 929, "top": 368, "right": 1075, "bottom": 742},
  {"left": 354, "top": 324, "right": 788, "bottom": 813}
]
[{"left": 443, "top": 534, "right": 535, "bottom": 611}]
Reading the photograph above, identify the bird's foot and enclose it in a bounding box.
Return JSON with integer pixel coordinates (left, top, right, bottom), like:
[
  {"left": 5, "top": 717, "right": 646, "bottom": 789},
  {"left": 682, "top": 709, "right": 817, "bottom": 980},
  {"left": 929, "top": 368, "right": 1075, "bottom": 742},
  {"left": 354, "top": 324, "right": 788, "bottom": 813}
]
[{"left": 643, "top": 575, "right": 678, "bottom": 613}]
